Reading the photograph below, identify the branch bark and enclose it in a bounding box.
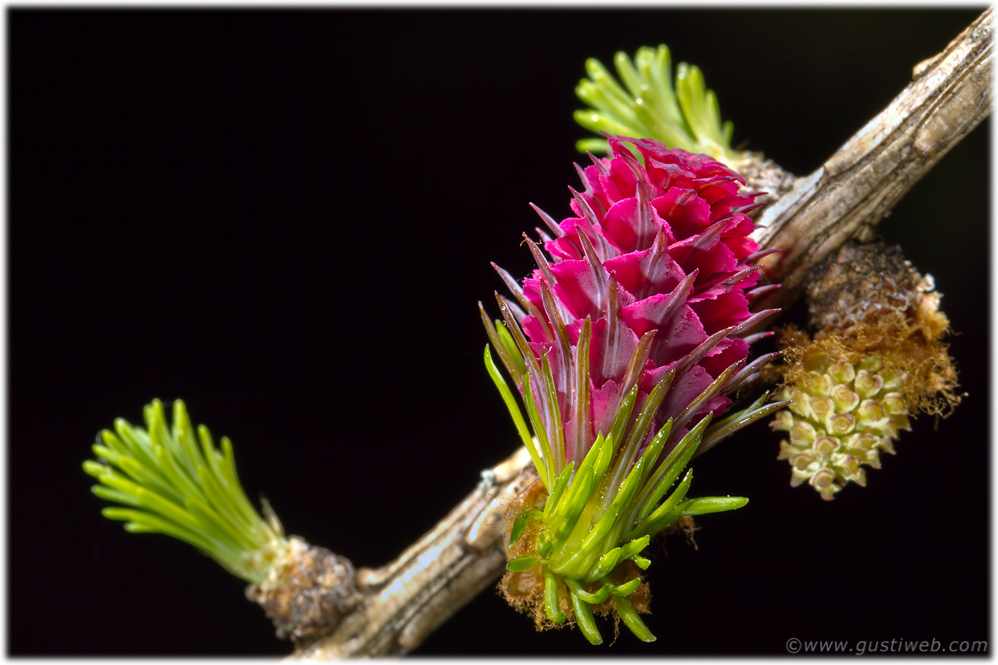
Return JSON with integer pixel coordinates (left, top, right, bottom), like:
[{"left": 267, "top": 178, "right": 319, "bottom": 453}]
[
  {"left": 289, "top": 8, "right": 992, "bottom": 658},
  {"left": 293, "top": 447, "right": 535, "bottom": 658},
  {"left": 751, "top": 7, "right": 993, "bottom": 311}
]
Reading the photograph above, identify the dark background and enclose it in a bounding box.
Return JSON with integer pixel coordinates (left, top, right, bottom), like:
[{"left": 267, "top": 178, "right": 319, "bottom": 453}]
[{"left": 9, "top": 8, "right": 989, "bottom": 656}]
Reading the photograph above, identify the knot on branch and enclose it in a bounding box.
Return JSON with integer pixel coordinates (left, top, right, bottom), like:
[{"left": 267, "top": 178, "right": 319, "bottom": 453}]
[
  {"left": 734, "top": 154, "right": 797, "bottom": 212},
  {"left": 246, "top": 537, "right": 362, "bottom": 648},
  {"left": 807, "top": 241, "right": 937, "bottom": 335},
  {"left": 805, "top": 240, "right": 961, "bottom": 418}
]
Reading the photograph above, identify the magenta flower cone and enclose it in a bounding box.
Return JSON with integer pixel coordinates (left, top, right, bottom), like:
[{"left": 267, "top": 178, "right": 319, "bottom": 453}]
[{"left": 482, "top": 136, "right": 783, "bottom": 644}]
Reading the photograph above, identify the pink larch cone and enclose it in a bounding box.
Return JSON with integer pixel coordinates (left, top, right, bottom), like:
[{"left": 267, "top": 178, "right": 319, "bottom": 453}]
[
  {"left": 480, "top": 136, "right": 785, "bottom": 645},
  {"left": 485, "top": 136, "right": 779, "bottom": 469}
]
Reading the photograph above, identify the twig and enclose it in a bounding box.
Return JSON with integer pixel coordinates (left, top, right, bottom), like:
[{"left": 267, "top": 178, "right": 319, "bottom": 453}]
[
  {"left": 295, "top": 448, "right": 536, "bottom": 658},
  {"left": 751, "top": 7, "right": 993, "bottom": 310},
  {"left": 288, "top": 8, "right": 992, "bottom": 658}
]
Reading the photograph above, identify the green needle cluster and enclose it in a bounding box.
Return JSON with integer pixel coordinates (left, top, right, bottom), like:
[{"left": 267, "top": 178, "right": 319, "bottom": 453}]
[
  {"left": 574, "top": 45, "right": 739, "bottom": 165},
  {"left": 486, "top": 343, "right": 761, "bottom": 645},
  {"left": 83, "top": 399, "right": 289, "bottom": 584},
  {"left": 504, "top": 420, "right": 746, "bottom": 645}
]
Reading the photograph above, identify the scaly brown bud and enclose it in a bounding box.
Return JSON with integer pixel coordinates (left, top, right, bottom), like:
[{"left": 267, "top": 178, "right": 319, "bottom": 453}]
[{"left": 246, "top": 537, "right": 362, "bottom": 648}]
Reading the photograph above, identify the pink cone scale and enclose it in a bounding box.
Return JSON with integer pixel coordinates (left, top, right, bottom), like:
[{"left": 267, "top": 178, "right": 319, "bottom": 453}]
[{"left": 482, "top": 136, "right": 785, "bottom": 644}]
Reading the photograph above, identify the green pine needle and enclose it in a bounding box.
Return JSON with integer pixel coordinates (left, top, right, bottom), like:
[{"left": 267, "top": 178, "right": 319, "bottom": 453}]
[
  {"left": 84, "top": 399, "right": 289, "bottom": 584},
  {"left": 507, "top": 556, "right": 539, "bottom": 572},
  {"left": 483, "top": 304, "right": 758, "bottom": 645},
  {"left": 497, "top": 409, "right": 749, "bottom": 644},
  {"left": 574, "top": 45, "right": 740, "bottom": 165},
  {"left": 615, "top": 595, "right": 657, "bottom": 642}
]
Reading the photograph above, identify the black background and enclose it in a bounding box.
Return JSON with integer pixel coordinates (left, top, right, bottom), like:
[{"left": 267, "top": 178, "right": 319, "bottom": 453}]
[{"left": 9, "top": 8, "right": 990, "bottom": 656}]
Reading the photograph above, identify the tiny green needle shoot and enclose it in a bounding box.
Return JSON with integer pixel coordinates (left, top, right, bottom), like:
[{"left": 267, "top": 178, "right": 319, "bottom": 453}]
[
  {"left": 83, "top": 399, "right": 289, "bottom": 584},
  {"left": 574, "top": 44, "right": 740, "bottom": 166}
]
